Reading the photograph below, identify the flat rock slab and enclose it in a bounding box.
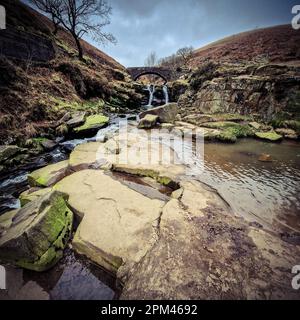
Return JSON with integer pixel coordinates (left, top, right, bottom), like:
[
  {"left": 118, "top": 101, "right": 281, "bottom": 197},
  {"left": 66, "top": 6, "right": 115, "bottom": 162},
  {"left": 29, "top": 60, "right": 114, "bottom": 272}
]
[
  {"left": 69, "top": 142, "right": 103, "bottom": 171},
  {"left": 255, "top": 131, "right": 283, "bottom": 142},
  {"left": 69, "top": 131, "right": 186, "bottom": 186},
  {"left": 121, "top": 180, "right": 300, "bottom": 300},
  {"left": 54, "top": 170, "right": 165, "bottom": 277},
  {"left": 28, "top": 160, "right": 69, "bottom": 187}
]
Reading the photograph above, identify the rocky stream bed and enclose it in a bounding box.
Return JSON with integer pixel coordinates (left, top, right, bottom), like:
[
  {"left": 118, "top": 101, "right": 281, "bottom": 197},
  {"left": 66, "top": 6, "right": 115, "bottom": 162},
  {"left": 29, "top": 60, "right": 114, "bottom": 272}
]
[{"left": 0, "top": 104, "right": 300, "bottom": 300}]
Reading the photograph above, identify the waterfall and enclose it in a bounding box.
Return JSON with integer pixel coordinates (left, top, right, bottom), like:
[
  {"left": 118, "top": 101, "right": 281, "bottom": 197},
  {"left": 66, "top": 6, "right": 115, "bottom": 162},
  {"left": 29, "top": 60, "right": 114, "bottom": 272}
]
[
  {"left": 144, "top": 84, "right": 168, "bottom": 108},
  {"left": 146, "top": 84, "right": 155, "bottom": 107},
  {"left": 163, "top": 85, "right": 169, "bottom": 104}
]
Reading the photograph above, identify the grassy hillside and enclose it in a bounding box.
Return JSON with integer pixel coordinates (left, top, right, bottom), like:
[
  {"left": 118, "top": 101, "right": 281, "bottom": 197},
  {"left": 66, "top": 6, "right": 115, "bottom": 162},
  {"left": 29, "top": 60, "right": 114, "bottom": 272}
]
[
  {"left": 0, "top": 0, "right": 140, "bottom": 144},
  {"left": 190, "top": 25, "right": 300, "bottom": 66}
]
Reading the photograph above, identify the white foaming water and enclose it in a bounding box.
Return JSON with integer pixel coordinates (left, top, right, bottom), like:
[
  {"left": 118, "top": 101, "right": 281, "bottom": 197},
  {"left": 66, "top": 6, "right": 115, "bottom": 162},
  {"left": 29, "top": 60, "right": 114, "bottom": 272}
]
[
  {"left": 146, "top": 84, "right": 155, "bottom": 107},
  {"left": 163, "top": 85, "right": 169, "bottom": 104}
]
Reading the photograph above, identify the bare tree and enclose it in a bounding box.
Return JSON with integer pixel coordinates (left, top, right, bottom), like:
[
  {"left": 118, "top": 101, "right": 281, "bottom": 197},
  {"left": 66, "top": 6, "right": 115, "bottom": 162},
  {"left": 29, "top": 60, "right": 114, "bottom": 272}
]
[
  {"left": 144, "top": 51, "right": 158, "bottom": 67},
  {"left": 176, "top": 46, "right": 194, "bottom": 67},
  {"left": 31, "top": 0, "right": 116, "bottom": 60}
]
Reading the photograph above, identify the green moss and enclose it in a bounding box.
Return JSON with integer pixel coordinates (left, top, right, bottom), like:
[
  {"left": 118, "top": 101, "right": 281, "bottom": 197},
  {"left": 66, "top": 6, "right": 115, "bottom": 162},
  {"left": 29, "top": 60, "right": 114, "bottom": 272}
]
[
  {"left": 255, "top": 131, "right": 283, "bottom": 142},
  {"left": 202, "top": 122, "right": 254, "bottom": 143},
  {"left": 74, "top": 114, "right": 109, "bottom": 133},
  {"left": 28, "top": 160, "right": 69, "bottom": 187},
  {"left": 212, "top": 113, "right": 253, "bottom": 122},
  {"left": 55, "top": 40, "right": 77, "bottom": 56},
  {"left": 217, "top": 129, "right": 238, "bottom": 143},
  {"left": 25, "top": 138, "right": 47, "bottom": 153},
  {"left": 113, "top": 166, "right": 179, "bottom": 189},
  {"left": 15, "top": 195, "right": 73, "bottom": 272},
  {"left": 157, "top": 176, "right": 175, "bottom": 188},
  {"left": 110, "top": 96, "right": 123, "bottom": 107},
  {"left": 202, "top": 121, "right": 241, "bottom": 129},
  {"left": 51, "top": 97, "right": 105, "bottom": 113}
]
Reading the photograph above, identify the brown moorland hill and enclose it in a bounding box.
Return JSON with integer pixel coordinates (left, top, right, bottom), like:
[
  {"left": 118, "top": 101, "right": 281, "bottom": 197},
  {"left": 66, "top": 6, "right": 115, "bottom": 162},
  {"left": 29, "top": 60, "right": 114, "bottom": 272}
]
[
  {"left": 190, "top": 25, "right": 300, "bottom": 66},
  {"left": 0, "top": 0, "right": 140, "bottom": 144}
]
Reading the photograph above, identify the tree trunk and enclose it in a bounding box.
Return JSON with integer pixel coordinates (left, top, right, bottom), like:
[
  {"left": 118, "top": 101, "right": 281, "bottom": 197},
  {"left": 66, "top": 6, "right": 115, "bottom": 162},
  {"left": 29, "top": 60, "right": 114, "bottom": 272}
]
[
  {"left": 74, "top": 35, "right": 83, "bottom": 60},
  {"left": 53, "top": 23, "right": 58, "bottom": 35}
]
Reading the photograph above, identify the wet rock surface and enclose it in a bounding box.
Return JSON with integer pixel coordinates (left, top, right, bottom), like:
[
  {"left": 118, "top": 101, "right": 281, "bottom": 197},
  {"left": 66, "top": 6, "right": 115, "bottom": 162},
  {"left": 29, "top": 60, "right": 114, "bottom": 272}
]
[
  {"left": 28, "top": 160, "right": 70, "bottom": 187},
  {"left": 121, "top": 181, "right": 300, "bottom": 300},
  {"left": 138, "top": 114, "right": 159, "bottom": 129},
  {"left": 140, "top": 103, "right": 178, "bottom": 124},
  {"left": 55, "top": 169, "right": 165, "bottom": 276},
  {"left": 0, "top": 191, "right": 73, "bottom": 272},
  {"left": 1, "top": 119, "right": 300, "bottom": 300}
]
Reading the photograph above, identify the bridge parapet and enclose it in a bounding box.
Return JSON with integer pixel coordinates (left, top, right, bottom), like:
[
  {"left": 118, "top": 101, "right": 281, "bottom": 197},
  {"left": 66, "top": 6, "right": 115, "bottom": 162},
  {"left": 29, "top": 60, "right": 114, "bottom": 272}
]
[{"left": 127, "top": 67, "right": 176, "bottom": 83}]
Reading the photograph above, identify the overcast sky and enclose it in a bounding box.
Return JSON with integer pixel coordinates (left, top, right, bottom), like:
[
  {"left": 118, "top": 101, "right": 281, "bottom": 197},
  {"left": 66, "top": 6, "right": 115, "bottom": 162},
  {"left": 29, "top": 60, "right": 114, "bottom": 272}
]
[
  {"left": 26, "top": 0, "right": 299, "bottom": 67},
  {"left": 96, "top": 0, "right": 298, "bottom": 67}
]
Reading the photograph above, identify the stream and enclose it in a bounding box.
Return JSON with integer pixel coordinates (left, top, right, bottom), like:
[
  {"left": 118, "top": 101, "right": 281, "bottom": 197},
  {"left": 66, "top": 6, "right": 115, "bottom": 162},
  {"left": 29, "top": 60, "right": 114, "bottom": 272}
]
[{"left": 0, "top": 109, "right": 300, "bottom": 299}]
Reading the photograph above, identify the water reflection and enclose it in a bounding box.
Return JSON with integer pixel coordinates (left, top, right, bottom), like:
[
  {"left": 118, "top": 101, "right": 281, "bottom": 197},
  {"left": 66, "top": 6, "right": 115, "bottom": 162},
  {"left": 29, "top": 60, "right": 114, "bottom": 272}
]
[{"left": 193, "top": 139, "right": 300, "bottom": 233}]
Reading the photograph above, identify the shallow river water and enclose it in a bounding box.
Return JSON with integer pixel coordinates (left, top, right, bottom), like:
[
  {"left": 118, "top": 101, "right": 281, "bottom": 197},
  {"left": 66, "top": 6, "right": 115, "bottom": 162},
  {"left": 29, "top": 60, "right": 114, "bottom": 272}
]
[{"left": 0, "top": 118, "right": 300, "bottom": 299}]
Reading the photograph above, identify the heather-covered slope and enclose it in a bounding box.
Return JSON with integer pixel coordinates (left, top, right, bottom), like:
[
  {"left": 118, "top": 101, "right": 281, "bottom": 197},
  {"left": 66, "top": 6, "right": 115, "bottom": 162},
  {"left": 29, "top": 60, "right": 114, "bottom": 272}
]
[
  {"left": 0, "top": 0, "right": 140, "bottom": 144},
  {"left": 190, "top": 25, "right": 300, "bottom": 65}
]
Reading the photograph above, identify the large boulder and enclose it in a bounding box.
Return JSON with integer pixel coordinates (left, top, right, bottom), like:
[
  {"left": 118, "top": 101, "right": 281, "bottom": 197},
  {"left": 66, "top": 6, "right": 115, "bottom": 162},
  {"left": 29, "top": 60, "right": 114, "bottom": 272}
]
[
  {"left": 139, "top": 103, "right": 178, "bottom": 124},
  {"left": 27, "top": 160, "right": 69, "bottom": 187},
  {"left": 0, "top": 191, "right": 73, "bottom": 272},
  {"left": 137, "top": 114, "right": 159, "bottom": 129},
  {"left": 40, "top": 139, "right": 57, "bottom": 151},
  {"left": 121, "top": 180, "right": 300, "bottom": 300},
  {"left": 19, "top": 187, "right": 52, "bottom": 206},
  {"left": 275, "top": 128, "right": 298, "bottom": 140},
  {"left": 66, "top": 112, "right": 86, "bottom": 129},
  {"left": 54, "top": 170, "right": 165, "bottom": 278},
  {"left": 255, "top": 131, "right": 283, "bottom": 142},
  {"left": 73, "top": 115, "right": 109, "bottom": 137},
  {"left": 0, "top": 145, "right": 20, "bottom": 163}
]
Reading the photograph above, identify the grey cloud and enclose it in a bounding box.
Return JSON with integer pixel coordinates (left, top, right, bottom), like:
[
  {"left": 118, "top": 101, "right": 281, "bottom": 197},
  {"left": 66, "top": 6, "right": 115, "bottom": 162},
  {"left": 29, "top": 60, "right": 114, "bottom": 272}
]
[{"left": 25, "top": 0, "right": 298, "bottom": 67}]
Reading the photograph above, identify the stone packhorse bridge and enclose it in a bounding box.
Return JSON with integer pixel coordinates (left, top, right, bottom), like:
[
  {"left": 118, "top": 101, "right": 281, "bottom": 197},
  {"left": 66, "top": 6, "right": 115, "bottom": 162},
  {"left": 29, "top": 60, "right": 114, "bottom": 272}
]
[{"left": 127, "top": 67, "right": 176, "bottom": 83}]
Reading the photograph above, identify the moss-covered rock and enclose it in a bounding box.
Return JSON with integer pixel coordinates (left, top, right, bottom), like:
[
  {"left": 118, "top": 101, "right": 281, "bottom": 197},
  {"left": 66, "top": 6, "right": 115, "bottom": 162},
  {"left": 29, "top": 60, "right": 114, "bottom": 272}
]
[
  {"left": 139, "top": 103, "right": 178, "bottom": 124},
  {"left": 19, "top": 187, "right": 52, "bottom": 206},
  {"left": 199, "top": 122, "right": 254, "bottom": 143},
  {"left": 255, "top": 131, "right": 283, "bottom": 142},
  {"left": 282, "top": 120, "right": 300, "bottom": 135},
  {"left": 275, "top": 128, "right": 298, "bottom": 140},
  {"left": 0, "top": 145, "right": 20, "bottom": 163},
  {"left": 138, "top": 114, "right": 159, "bottom": 129},
  {"left": 73, "top": 114, "right": 109, "bottom": 137},
  {"left": 28, "top": 160, "right": 69, "bottom": 187},
  {"left": 0, "top": 209, "right": 18, "bottom": 231},
  {"left": 0, "top": 191, "right": 73, "bottom": 272}
]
